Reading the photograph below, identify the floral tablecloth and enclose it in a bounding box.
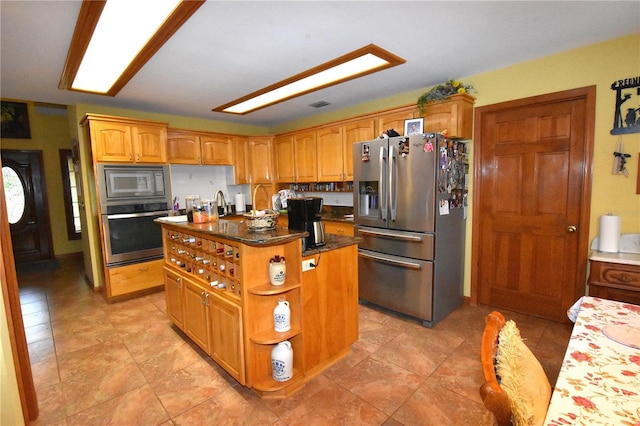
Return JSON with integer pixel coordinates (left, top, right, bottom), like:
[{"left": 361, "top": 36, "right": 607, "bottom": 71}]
[{"left": 544, "top": 296, "right": 640, "bottom": 425}]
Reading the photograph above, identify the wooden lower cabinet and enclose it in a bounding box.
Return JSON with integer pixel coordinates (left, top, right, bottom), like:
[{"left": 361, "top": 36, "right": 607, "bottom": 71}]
[
  {"left": 164, "top": 267, "right": 184, "bottom": 329},
  {"left": 105, "top": 258, "right": 164, "bottom": 299},
  {"left": 588, "top": 259, "right": 640, "bottom": 305},
  {"left": 183, "top": 277, "right": 211, "bottom": 353},
  {"left": 209, "top": 291, "right": 245, "bottom": 384},
  {"left": 160, "top": 223, "right": 359, "bottom": 398},
  {"left": 324, "top": 221, "right": 354, "bottom": 237}
]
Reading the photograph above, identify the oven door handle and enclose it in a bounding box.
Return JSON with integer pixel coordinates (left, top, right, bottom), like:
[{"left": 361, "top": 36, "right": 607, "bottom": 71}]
[
  {"left": 358, "top": 250, "right": 422, "bottom": 269},
  {"left": 106, "top": 211, "right": 169, "bottom": 219}
]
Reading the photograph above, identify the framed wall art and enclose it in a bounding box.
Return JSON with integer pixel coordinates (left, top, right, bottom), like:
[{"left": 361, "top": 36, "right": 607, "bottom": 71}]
[
  {"left": 404, "top": 118, "right": 423, "bottom": 135},
  {"left": 1, "top": 101, "right": 31, "bottom": 139}
]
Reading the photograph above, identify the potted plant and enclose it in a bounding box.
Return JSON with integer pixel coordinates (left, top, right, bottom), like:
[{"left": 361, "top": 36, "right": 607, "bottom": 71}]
[{"left": 417, "top": 79, "right": 474, "bottom": 115}]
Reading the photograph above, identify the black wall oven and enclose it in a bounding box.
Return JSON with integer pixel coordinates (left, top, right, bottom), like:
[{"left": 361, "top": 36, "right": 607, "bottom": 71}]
[{"left": 96, "top": 164, "right": 171, "bottom": 266}]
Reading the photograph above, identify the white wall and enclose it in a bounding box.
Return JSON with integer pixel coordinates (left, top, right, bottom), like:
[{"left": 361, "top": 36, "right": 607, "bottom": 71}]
[{"left": 169, "top": 165, "right": 251, "bottom": 212}]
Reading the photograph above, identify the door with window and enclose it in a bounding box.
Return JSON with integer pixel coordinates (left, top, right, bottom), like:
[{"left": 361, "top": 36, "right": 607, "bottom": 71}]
[{"left": 1, "top": 149, "right": 54, "bottom": 263}]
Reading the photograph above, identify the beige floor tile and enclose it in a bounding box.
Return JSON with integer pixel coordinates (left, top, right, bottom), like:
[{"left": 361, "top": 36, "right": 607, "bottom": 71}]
[{"left": 18, "top": 255, "right": 571, "bottom": 425}]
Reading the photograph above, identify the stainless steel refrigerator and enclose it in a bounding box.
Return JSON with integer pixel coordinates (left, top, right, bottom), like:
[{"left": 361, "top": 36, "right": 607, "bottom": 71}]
[{"left": 353, "top": 133, "right": 466, "bottom": 327}]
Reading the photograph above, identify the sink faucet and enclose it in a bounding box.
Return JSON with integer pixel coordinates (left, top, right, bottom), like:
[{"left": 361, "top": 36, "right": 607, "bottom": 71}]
[{"left": 214, "top": 190, "right": 226, "bottom": 216}]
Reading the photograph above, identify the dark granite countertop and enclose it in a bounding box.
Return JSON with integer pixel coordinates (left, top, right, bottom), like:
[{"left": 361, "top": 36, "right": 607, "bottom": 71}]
[
  {"left": 302, "top": 233, "right": 362, "bottom": 257},
  {"left": 156, "top": 216, "right": 360, "bottom": 250},
  {"left": 156, "top": 217, "right": 307, "bottom": 246}
]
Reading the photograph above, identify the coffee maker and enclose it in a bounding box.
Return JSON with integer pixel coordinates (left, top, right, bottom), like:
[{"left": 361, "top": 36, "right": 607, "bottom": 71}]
[{"left": 287, "top": 197, "right": 325, "bottom": 252}]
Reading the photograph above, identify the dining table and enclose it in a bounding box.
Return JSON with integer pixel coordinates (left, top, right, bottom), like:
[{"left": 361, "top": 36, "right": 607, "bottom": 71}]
[{"left": 544, "top": 296, "right": 640, "bottom": 425}]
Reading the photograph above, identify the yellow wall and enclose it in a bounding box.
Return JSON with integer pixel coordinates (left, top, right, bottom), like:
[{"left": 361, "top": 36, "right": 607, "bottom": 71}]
[
  {"left": 0, "top": 277, "right": 25, "bottom": 426},
  {"left": 1, "top": 101, "right": 83, "bottom": 256},
  {"left": 274, "top": 34, "right": 640, "bottom": 296}
]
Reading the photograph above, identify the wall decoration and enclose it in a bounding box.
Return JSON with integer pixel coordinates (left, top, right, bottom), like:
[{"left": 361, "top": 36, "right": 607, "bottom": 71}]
[
  {"left": 1, "top": 101, "right": 31, "bottom": 139},
  {"left": 404, "top": 118, "right": 423, "bottom": 135},
  {"left": 610, "top": 76, "right": 640, "bottom": 135}
]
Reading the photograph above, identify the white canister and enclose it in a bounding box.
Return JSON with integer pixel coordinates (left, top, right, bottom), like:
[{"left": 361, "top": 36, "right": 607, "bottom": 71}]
[
  {"left": 271, "top": 340, "right": 293, "bottom": 382},
  {"left": 273, "top": 298, "right": 291, "bottom": 332},
  {"left": 269, "top": 256, "right": 286, "bottom": 286}
]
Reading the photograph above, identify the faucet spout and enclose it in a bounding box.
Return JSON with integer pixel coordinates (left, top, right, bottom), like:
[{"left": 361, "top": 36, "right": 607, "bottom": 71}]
[{"left": 214, "top": 190, "right": 226, "bottom": 216}]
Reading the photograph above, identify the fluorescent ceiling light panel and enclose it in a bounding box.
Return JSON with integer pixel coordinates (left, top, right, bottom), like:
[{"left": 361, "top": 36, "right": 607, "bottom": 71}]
[
  {"left": 59, "top": 0, "right": 204, "bottom": 96},
  {"left": 72, "top": 0, "right": 181, "bottom": 93},
  {"left": 214, "top": 44, "right": 405, "bottom": 115}
]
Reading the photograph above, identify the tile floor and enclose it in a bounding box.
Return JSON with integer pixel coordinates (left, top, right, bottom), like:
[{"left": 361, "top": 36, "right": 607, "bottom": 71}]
[{"left": 18, "top": 254, "right": 573, "bottom": 425}]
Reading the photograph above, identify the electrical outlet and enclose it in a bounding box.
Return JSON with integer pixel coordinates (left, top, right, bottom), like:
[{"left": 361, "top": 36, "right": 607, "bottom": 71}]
[{"left": 302, "top": 259, "right": 316, "bottom": 272}]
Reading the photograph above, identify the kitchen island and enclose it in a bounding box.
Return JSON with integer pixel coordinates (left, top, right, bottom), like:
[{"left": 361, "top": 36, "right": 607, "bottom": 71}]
[{"left": 156, "top": 217, "right": 359, "bottom": 398}]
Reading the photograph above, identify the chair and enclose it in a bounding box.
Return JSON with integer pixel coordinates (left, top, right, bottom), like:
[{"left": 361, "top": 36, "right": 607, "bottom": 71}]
[{"left": 479, "top": 311, "right": 551, "bottom": 426}]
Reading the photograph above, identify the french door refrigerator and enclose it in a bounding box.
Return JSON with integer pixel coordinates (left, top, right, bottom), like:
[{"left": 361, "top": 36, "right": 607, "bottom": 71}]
[{"left": 353, "top": 133, "right": 466, "bottom": 327}]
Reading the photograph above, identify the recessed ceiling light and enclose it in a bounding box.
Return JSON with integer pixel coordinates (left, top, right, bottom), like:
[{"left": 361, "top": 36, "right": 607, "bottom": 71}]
[
  {"left": 59, "top": 0, "right": 204, "bottom": 96},
  {"left": 213, "top": 44, "right": 405, "bottom": 115}
]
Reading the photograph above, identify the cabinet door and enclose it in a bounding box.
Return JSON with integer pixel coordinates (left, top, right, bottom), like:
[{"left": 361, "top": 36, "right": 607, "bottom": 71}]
[
  {"left": 132, "top": 124, "right": 167, "bottom": 163},
  {"left": 233, "top": 136, "right": 249, "bottom": 184},
  {"left": 251, "top": 183, "right": 275, "bottom": 211},
  {"left": 90, "top": 120, "right": 133, "bottom": 162},
  {"left": 294, "top": 131, "right": 317, "bottom": 183},
  {"left": 343, "top": 118, "right": 375, "bottom": 181},
  {"left": 249, "top": 136, "right": 273, "bottom": 183},
  {"left": 164, "top": 268, "right": 185, "bottom": 330},
  {"left": 422, "top": 94, "right": 474, "bottom": 139},
  {"left": 316, "top": 126, "right": 344, "bottom": 182},
  {"left": 209, "top": 292, "right": 245, "bottom": 384},
  {"left": 183, "top": 279, "right": 210, "bottom": 352},
  {"left": 274, "top": 135, "right": 295, "bottom": 182},
  {"left": 168, "top": 131, "right": 201, "bottom": 164},
  {"left": 201, "top": 134, "right": 233, "bottom": 165},
  {"left": 377, "top": 109, "right": 414, "bottom": 136}
]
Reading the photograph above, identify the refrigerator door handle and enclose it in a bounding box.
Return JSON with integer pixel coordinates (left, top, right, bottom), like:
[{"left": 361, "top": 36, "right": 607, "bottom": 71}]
[
  {"left": 359, "top": 250, "right": 421, "bottom": 269},
  {"left": 380, "top": 146, "right": 387, "bottom": 220},
  {"left": 358, "top": 228, "right": 423, "bottom": 242},
  {"left": 389, "top": 144, "right": 397, "bottom": 221}
]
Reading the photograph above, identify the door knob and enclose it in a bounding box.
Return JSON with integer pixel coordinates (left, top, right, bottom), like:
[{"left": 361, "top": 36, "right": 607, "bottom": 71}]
[{"left": 567, "top": 225, "right": 577, "bottom": 233}]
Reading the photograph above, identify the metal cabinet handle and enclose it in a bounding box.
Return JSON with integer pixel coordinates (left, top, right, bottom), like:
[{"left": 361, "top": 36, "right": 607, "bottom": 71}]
[
  {"left": 567, "top": 225, "right": 577, "bottom": 233},
  {"left": 358, "top": 228, "right": 423, "bottom": 242},
  {"left": 359, "top": 251, "right": 421, "bottom": 269}
]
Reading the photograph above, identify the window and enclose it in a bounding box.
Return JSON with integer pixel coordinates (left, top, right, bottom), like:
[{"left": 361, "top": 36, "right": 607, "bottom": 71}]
[
  {"left": 2, "top": 165, "right": 25, "bottom": 224},
  {"left": 59, "top": 149, "right": 81, "bottom": 239}
]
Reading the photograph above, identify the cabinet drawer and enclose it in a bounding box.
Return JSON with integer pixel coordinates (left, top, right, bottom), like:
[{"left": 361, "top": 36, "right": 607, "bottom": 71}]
[
  {"left": 592, "top": 262, "right": 640, "bottom": 291},
  {"left": 108, "top": 259, "right": 164, "bottom": 297},
  {"left": 324, "top": 221, "right": 354, "bottom": 237}
]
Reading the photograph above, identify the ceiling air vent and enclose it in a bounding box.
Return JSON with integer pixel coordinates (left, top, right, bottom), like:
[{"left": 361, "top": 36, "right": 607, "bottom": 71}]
[{"left": 309, "top": 101, "right": 331, "bottom": 108}]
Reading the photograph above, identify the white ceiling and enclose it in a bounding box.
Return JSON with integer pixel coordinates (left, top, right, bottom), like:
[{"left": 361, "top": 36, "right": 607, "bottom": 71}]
[{"left": 1, "top": 1, "right": 639, "bottom": 128}]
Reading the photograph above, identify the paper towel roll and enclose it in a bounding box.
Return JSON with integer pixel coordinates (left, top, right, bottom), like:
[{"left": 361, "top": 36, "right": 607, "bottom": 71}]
[
  {"left": 598, "top": 215, "right": 621, "bottom": 252},
  {"left": 235, "top": 193, "right": 246, "bottom": 213}
]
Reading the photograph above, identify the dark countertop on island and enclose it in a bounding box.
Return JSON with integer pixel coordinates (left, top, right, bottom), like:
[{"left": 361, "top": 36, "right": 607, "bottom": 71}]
[{"left": 156, "top": 216, "right": 360, "bottom": 250}]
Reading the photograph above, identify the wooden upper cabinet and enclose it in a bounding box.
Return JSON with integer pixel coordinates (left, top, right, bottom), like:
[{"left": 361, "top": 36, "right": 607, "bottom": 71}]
[
  {"left": 84, "top": 114, "right": 168, "bottom": 164},
  {"left": 89, "top": 120, "right": 133, "bottom": 163},
  {"left": 376, "top": 107, "right": 415, "bottom": 136},
  {"left": 317, "top": 126, "right": 345, "bottom": 182},
  {"left": 294, "top": 131, "right": 317, "bottom": 183},
  {"left": 167, "top": 130, "right": 234, "bottom": 165},
  {"left": 249, "top": 136, "right": 273, "bottom": 184},
  {"left": 233, "top": 136, "right": 249, "bottom": 184},
  {"left": 274, "top": 135, "right": 295, "bottom": 183},
  {"left": 343, "top": 118, "right": 375, "bottom": 181},
  {"left": 167, "top": 130, "right": 201, "bottom": 164},
  {"left": 132, "top": 125, "right": 167, "bottom": 163},
  {"left": 422, "top": 93, "right": 475, "bottom": 139},
  {"left": 201, "top": 134, "right": 233, "bottom": 165}
]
